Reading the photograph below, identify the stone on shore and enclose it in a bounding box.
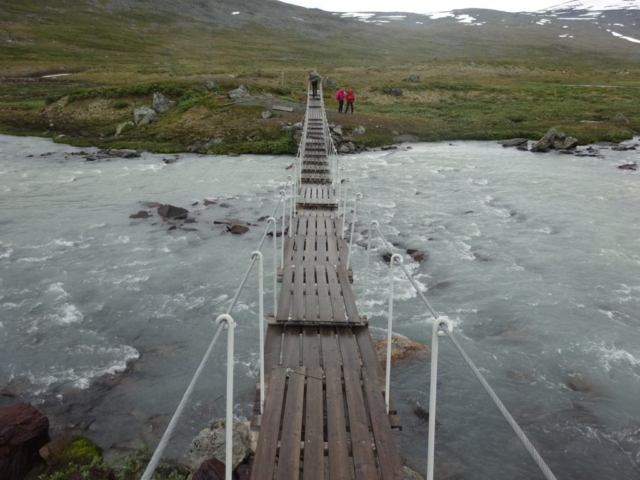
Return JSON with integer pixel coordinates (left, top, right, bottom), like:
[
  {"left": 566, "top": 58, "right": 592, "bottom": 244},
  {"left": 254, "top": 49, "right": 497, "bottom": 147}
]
[
  {"left": 188, "top": 418, "right": 252, "bottom": 471},
  {"left": 129, "top": 211, "right": 150, "bottom": 219},
  {"left": 133, "top": 106, "right": 157, "bottom": 126},
  {"left": 383, "top": 86, "right": 403, "bottom": 96},
  {"left": 373, "top": 336, "right": 429, "bottom": 367},
  {"left": 404, "top": 74, "right": 420, "bottom": 82},
  {"left": 153, "top": 92, "right": 176, "bottom": 113},
  {"left": 531, "top": 128, "right": 578, "bottom": 152},
  {"left": 115, "top": 121, "right": 134, "bottom": 137},
  {"left": 0, "top": 403, "right": 50, "bottom": 480},
  {"left": 227, "top": 85, "right": 250, "bottom": 99}
]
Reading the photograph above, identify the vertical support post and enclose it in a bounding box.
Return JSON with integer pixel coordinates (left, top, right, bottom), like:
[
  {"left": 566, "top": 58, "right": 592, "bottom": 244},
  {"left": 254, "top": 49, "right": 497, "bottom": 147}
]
[
  {"left": 427, "top": 317, "right": 453, "bottom": 480},
  {"left": 386, "top": 254, "right": 403, "bottom": 413},
  {"left": 337, "top": 178, "right": 343, "bottom": 219},
  {"left": 280, "top": 190, "right": 286, "bottom": 269},
  {"left": 215, "top": 314, "right": 236, "bottom": 480},
  {"left": 347, "top": 192, "right": 362, "bottom": 269},
  {"left": 362, "top": 220, "right": 379, "bottom": 312},
  {"left": 267, "top": 217, "right": 277, "bottom": 314},
  {"left": 251, "top": 252, "right": 265, "bottom": 414}
]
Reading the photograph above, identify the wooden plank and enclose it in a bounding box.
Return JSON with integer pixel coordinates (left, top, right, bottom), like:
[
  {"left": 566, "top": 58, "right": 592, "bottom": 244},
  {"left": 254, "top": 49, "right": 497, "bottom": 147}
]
[
  {"left": 343, "top": 368, "right": 379, "bottom": 480},
  {"left": 326, "top": 266, "right": 347, "bottom": 323},
  {"left": 325, "top": 365, "right": 352, "bottom": 480},
  {"left": 276, "top": 367, "right": 306, "bottom": 480},
  {"left": 362, "top": 368, "right": 403, "bottom": 480},
  {"left": 354, "top": 328, "right": 397, "bottom": 415},
  {"left": 276, "top": 266, "right": 293, "bottom": 321},
  {"left": 337, "top": 329, "right": 361, "bottom": 370},
  {"left": 338, "top": 237, "right": 349, "bottom": 266},
  {"left": 304, "top": 187, "right": 311, "bottom": 204},
  {"left": 337, "top": 265, "right": 359, "bottom": 323},
  {"left": 302, "top": 327, "right": 320, "bottom": 366},
  {"left": 316, "top": 235, "right": 328, "bottom": 265},
  {"left": 304, "top": 265, "right": 318, "bottom": 323},
  {"left": 304, "top": 235, "right": 316, "bottom": 264},
  {"left": 311, "top": 186, "right": 317, "bottom": 205},
  {"left": 327, "top": 236, "right": 339, "bottom": 266},
  {"left": 316, "top": 265, "right": 333, "bottom": 323},
  {"left": 293, "top": 235, "right": 305, "bottom": 265},
  {"left": 251, "top": 367, "right": 287, "bottom": 480},
  {"left": 326, "top": 218, "right": 335, "bottom": 236},
  {"left": 307, "top": 216, "right": 316, "bottom": 237},
  {"left": 282, "top": 236, "right": 295, "bottom": 266},
  {"left": 264, "top": 325, "right": 284, "bottom": 373},
  {"left": 301, "top": 217, "right": 310, "bottom": 236},
  {"left": 291, "top": 266, "right": 305, "bottom": 321},
  {"left": 282, "top": 327, "right": 300, "bottom": 367},
  {"left": 303, "top": 366, "right": 324, "bottom": 480},
  {"left": 317, "top": 217, "right": 327, "bottom": 236},
  {"left": 320, "top": 328, "right": 341, "bottom": 368}
]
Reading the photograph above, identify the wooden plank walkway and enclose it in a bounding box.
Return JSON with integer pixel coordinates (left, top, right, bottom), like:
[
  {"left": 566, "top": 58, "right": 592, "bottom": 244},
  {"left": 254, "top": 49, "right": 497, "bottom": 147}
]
[{"left": 250, "top": 88, "right": 403, "bottom": 480}]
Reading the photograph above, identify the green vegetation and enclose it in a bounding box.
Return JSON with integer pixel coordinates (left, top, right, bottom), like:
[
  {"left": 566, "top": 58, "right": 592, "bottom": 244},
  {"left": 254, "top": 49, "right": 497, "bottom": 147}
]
[
  {"left": 39, "top": 446, "right": 186, "bottom": 480},
  {"left": 0, "top": 1, "right": 638, "bottom": 152}
]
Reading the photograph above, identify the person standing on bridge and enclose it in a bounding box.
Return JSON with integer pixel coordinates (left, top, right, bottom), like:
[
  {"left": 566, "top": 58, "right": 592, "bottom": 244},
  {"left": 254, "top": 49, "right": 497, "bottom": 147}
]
[
  {"left": 308, "top": 69, "right": 322, "bottom": 98},
  {"left": 345, "top": 89, "right": 355, "bottom": 113},
  {"left": 335, "top": 87, "right": 346, "bottom": 113}
]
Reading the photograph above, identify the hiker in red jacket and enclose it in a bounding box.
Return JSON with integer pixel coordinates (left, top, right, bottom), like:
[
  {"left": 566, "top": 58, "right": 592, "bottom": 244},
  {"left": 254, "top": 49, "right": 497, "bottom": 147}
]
[
  {"left": 335, "top": 88, "right": 346, "bottom": 113},
  {"left": 345, "top": 89, "right": 355, "bottom": 113}
]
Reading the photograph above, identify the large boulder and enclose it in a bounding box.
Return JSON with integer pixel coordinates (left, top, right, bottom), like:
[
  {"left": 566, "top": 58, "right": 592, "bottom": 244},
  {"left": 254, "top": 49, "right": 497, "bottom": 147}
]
[
  {"left": 153, "top": 92, "right": 176, "bottom": 113},
  {"left": 531, "top": 128, "right": 578, "bottom": 152},
  {"left": 383, "top": 86, "right": 403, "bottom": 96},
  {"left": 373, "top": 336, "right": 429, "bottom": 367},
  {"left": 157, "top": 205, "right": 189, "bottom": 220},
  {"left": 133, "top": 107, "right": 157, "bottom": 126},
  {"left": 205, "top": 79, "right": 218, "bottom": 91},
  {"left": 227, "top": 220, "right": 250, "bottom": 235},
  {"left": 227, "top": 85, "right": 250, "bottom": 99},
  {"left": 404, "top": 74, "right": 420, "bottom": 82},
  {"left": 0, "top": 403, "right": 50, "bottom": 480},
  {"left": 613, "top": 112, "right": 629, "bottom": 125},
  {"left": 115, "top": 121, "right": 134, "bottom": 137},
  {"left": 188, "top": 418, "right": 252, "bottom": 471},
  {"left": 352, "top": 126, "right": 365, "bottom": 135}
]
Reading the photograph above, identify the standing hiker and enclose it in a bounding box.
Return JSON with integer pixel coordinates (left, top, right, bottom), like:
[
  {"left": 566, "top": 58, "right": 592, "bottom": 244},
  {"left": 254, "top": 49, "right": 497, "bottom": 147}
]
[
  {"left": 335, "top": 87, "right": 346, "bottom": 113},
  {"left": 345, "top": 89, "right": 355, "bottom": 113},
  {"left": 308, "top": 69, "right": 321, "bottom": 98}
]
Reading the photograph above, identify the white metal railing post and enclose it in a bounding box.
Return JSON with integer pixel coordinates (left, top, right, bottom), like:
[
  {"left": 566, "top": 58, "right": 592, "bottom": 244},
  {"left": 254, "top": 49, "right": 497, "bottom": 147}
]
[
  {"left": 280, "top": 190, "right": 286, "bottom": 268},
  {"left": 267, "top": 217, "right": 277, "bottom": 312},
  {"left": 215, "top": 314, "right": 236, "bottom": 480},
  {"left": 361, "top": 220, "right": 379, "bottom": 312},
  {"left": 288, "top": 175, "right": 293, "bottom": 237},
  {"left": 251, "top": 252, "right": 265, "bottom": 414},
  {"left": 347, "top": 192, "right": 362, "bottom": 269},
  {"left": 386, "top": 253, "right": 403, "bottom": 414},
  {"left": 341, "top": 178, "right": 350, "bottom": 239},
  {"left": 337, "top": 178, "right": 343, "bottom": 218},
  {"left": 427, "top": 318, "right": 453, "bottom": 480}
]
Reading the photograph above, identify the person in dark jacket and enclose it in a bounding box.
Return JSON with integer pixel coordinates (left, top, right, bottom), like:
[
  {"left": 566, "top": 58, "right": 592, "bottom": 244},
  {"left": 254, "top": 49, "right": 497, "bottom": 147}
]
[
  {"left": 345, "top": 89, "right": 355, "bottom": 113},
  {"left": 308, "top": 69, "right": 321, "bottom": 98},
  {"left": 335, "top": 88, "right": 346, "bottom": 113}
]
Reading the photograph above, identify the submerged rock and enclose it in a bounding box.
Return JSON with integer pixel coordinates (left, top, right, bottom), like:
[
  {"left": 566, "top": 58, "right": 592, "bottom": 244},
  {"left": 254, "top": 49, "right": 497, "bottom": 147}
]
[
  {"left": 618, "top": 163, "right": 637, "bottom": 170},
  {"left": 373, "top": 336, "right": 429, "bottom": 367},
  {"left": 498, "top": 138, "right": 528, "bottom": 147},
  {"left": 157, "top": 205, "right": 189, "bottom": 220},
  {"left": 129, "top": 211, "right": 150, "bottom": 219}
]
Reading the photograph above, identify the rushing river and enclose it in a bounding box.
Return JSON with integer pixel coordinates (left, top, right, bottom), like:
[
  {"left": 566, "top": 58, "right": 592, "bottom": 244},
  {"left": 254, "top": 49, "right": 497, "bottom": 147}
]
[{"left": 1, "top": 134, "right": 639, "bottom": 478}]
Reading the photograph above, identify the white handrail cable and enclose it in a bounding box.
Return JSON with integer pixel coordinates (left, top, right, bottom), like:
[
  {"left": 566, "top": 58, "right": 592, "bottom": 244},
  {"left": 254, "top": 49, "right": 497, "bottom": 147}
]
[{"left": 343, "top": 178, "right": 558, "bottom": 480}]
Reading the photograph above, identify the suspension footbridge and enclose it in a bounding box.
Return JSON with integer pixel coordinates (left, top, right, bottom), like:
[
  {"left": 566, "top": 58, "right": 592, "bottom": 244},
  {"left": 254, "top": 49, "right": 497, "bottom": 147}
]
[{"left": 142, "top": 84, "right": 558, "bottom": 480}]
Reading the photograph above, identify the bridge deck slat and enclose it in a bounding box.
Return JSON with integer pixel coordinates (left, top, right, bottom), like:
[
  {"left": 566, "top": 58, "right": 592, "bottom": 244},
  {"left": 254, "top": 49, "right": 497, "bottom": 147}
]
[
  {"left": 325, "top": 365, "right": 352, "bottom": 480},
  {"left": 338, "top": 265, "right": 359, "bottom": 323},
  {"left": 327, "top": 266, "right": 347, "bottom": 323},
  {"left": 251, "top": 367, "right": 288, "bottom": 480},
  {"left": 305, "top": 265, "right": 318, "bottom": 322},
  {"left": 276, "top": 266, "right": 293, "bottom": 321},
  {"left": 303, "top": 365, "right": 325, "bottom": 480},
  {"left": 316, "top": 265, "right": 333, "bottom": 323},
  {"left": 276, "top": 367, "right": 306, "bottom": 480}
]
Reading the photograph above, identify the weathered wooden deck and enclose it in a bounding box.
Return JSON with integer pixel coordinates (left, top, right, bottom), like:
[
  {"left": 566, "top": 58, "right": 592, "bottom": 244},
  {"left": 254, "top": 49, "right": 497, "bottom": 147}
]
[{"left": 250, "top": 90, "right": 403, "bottom": 480}]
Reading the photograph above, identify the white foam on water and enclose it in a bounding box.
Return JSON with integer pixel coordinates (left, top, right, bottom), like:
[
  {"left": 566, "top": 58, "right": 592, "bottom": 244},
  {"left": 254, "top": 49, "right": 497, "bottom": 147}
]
[
  {"left": 49, "top": 303, "right": 84, "bottom": 325},
  {"left": 588, "top": 341, "right": 640, "bottom": 373},
  {"left": 48, "top": 282, "right": 70, "bottom": 299}
]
